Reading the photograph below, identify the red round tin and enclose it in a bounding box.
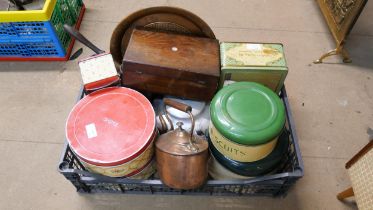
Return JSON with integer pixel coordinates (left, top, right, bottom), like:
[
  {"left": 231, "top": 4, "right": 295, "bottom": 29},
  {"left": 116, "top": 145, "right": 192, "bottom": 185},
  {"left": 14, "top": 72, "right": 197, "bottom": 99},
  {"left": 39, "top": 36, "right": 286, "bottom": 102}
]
[{"left": 66, "top": 87, "right": 156, "bottom": 177}]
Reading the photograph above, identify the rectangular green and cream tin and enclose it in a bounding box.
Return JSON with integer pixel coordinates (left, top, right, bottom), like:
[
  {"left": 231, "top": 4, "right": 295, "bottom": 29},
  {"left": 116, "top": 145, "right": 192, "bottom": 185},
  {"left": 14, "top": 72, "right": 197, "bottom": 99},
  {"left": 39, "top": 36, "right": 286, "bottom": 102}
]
[{"left": 220, "top": 42, "right": 288, "bottom": 93}]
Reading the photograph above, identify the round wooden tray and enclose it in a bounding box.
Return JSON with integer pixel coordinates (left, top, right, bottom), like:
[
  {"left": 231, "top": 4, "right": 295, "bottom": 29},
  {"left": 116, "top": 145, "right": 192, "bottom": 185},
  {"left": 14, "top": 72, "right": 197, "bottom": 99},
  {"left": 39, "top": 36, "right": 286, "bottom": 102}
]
[{"left": 110, "top": 6, "right": 216, "bottom": 66}]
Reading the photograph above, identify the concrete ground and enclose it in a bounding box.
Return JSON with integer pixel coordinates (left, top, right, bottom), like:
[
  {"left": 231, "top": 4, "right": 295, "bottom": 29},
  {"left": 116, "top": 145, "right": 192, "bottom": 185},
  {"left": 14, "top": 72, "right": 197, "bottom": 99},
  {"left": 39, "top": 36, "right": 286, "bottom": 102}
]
[{"left": 0, "top": 0, "right": 372, "bottom": 209}]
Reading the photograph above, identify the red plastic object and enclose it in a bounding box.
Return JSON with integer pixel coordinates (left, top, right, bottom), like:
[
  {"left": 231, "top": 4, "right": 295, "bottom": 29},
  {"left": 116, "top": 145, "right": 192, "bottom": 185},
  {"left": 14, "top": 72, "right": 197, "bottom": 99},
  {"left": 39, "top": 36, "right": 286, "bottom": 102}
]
[
  {"left": 0, "top": 4, "right": 86, "bottom": 62},
  {"left": 65, "top": 87, "right": 156, "bottom": 166}
]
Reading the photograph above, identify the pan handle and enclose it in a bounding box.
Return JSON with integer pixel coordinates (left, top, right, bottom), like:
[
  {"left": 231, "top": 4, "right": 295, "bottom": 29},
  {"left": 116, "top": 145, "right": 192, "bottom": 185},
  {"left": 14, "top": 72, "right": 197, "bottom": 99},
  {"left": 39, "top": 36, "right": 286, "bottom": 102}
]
[{"left": 63, "top": 24, "right": 105, "bottom": 54}]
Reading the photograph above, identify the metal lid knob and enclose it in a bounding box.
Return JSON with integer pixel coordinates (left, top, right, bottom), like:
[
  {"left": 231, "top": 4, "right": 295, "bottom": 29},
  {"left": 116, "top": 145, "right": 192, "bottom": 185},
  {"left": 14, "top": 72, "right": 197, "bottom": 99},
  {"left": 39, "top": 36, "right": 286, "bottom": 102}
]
[{"left": 176, "top": 122, "right": 184, "bottom": 130}]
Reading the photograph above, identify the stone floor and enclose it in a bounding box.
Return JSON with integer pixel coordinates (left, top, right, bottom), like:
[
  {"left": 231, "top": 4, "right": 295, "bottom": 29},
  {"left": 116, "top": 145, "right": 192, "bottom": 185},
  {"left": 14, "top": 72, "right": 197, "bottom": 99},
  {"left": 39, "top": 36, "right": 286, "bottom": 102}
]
[{"left": 0, "top": 0, "right": 372, "bottom": 209}]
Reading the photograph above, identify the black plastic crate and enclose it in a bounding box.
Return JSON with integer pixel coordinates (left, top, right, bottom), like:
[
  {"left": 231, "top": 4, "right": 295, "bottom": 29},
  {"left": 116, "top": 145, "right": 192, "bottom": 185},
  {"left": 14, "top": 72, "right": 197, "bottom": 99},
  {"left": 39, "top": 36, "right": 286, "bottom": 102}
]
[{"left": 58, "top": 87, "right": 304, "bottom": 196}]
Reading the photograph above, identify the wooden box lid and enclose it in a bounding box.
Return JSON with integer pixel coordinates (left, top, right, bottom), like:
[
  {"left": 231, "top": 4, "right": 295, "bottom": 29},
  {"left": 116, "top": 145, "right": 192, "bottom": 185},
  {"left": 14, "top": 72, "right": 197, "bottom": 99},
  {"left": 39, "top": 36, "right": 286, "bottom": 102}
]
[{"left": 123, "top": 29, "right": 220, "bottom": 77}]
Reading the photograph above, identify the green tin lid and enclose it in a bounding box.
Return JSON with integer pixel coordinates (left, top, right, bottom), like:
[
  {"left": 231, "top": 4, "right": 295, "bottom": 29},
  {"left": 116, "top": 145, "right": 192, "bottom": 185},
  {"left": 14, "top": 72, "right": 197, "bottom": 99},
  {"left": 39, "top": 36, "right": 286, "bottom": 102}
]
[{"left": 210, "top": 82, "right": 285, "bottom": 145}]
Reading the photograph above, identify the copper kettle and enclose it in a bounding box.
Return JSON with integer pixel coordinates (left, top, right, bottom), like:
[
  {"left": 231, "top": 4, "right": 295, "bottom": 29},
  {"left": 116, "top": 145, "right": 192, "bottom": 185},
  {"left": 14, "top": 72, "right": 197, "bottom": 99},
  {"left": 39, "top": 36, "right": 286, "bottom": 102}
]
[{"left": 155, "top": 98, "right": 209, "bottom": 189}]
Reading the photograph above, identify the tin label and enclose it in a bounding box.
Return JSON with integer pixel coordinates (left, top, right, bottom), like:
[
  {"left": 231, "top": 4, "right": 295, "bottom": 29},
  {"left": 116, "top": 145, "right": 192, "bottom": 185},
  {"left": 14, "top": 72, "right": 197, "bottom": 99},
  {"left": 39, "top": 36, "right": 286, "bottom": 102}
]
[
  {"left": 246, "top": 44, "right": 263, "bottom": 51},
  {"left": 103, "top": 117, "right": 119, "bottom": 127},
  {"left": 209, "top": 122, "right": 277, "bottom": 162},
  {"left": 85, "top": 123, "right": 97, "bottom": 139},
  {"left": 222, "top": 43, "right": 284, "bottom": 67}
]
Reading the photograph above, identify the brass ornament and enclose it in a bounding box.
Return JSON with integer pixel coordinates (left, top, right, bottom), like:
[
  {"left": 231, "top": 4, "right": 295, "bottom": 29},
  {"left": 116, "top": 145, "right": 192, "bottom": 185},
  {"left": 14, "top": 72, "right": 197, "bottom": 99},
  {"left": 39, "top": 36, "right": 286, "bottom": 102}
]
[{"left": 314, "top": 0, "right": 368, "bottom": 64}]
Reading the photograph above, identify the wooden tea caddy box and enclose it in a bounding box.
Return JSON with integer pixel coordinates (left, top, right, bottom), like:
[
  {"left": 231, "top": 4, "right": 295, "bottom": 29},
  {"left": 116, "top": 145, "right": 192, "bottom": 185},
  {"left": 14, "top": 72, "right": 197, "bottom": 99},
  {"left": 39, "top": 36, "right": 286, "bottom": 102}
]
[{"left": 121, "top": 29, "right": 220, "bottom": 101}]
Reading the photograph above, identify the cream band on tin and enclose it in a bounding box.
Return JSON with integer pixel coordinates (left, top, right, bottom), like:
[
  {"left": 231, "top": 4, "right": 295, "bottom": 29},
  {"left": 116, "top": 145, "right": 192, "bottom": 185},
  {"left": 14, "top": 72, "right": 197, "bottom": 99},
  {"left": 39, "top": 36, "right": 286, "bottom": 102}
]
[
  {"left": 209, "top": 123, "right": 277, "bottom": 162},
  {"left": 81, "top": 142, "right": 154, "bottom": 177}
]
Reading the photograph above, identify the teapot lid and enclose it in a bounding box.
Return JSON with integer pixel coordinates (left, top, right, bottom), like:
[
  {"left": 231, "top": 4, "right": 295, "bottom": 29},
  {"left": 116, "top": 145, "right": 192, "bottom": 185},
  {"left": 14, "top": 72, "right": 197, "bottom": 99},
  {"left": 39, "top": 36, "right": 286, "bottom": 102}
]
[{"left": 156, "top": 122, "right": 208, "bottom": 156}]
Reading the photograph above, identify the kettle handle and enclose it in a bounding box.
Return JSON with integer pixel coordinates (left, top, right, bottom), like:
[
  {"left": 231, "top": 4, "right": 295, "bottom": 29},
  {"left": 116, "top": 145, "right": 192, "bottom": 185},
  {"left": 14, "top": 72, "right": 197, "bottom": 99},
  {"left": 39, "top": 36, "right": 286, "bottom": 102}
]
[
  {"left": 164, "top": 98, "right": 192, "bottom": 113},
  {"left": 163, "top": 99, "right": 198, "bottom": 151}
]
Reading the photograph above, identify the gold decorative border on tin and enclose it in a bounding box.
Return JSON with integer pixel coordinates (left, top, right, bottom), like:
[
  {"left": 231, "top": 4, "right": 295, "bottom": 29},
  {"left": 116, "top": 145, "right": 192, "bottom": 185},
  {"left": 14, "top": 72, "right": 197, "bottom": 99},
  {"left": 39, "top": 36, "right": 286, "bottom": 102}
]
[{"left": 81, "top": 142, "right": 155, "bottom": 177}]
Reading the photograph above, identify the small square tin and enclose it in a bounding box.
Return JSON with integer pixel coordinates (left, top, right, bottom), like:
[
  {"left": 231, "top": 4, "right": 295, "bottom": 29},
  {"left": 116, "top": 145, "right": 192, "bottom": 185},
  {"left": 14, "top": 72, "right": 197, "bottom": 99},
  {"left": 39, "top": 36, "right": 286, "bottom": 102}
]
[
  {"left": 220, "top": 42, "right": 288, "bottom": 93},
  {"left": 78, "top": 53, "right": 119, "bottom": 90}
]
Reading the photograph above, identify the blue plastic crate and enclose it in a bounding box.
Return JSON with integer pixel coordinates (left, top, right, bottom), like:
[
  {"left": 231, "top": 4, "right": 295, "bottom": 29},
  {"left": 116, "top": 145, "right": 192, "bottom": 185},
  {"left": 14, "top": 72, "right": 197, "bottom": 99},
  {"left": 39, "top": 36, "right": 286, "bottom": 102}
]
[
  {"left": 0, "top": 34, "right": 66, "bottom": 57},
  {"left": 0, "top": 0, "right": 84, "bottom": 60},
  {"left": 0, "top": 0, "right": 80, "bottom": 40},
  {"left": 0, "top": 22, "right": 53, "bottom": 39},
  {"left": 0, "top": 21, "right": 65, "bottom": 57}
]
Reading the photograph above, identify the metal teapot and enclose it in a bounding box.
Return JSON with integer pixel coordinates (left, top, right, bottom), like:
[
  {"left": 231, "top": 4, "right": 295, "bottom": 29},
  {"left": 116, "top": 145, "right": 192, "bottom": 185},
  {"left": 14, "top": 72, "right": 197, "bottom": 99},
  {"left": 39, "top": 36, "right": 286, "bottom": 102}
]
[{"left": 155, "top": 98, "right": 209, "bottom": 190}]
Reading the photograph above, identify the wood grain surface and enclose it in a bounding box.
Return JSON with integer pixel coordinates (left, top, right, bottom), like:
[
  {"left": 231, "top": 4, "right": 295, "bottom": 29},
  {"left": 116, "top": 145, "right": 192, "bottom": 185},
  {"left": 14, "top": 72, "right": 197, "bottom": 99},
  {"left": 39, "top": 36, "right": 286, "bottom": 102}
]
[{"left": 121, "top": 29, "right": 220, "bottom": 101}]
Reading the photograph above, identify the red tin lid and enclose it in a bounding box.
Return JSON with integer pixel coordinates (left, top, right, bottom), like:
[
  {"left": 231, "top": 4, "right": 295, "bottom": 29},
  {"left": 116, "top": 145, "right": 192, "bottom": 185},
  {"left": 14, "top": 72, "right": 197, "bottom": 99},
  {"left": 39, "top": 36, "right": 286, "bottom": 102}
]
[{"left": 66, "top": 87, "right": 155, "bottom": 166}]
